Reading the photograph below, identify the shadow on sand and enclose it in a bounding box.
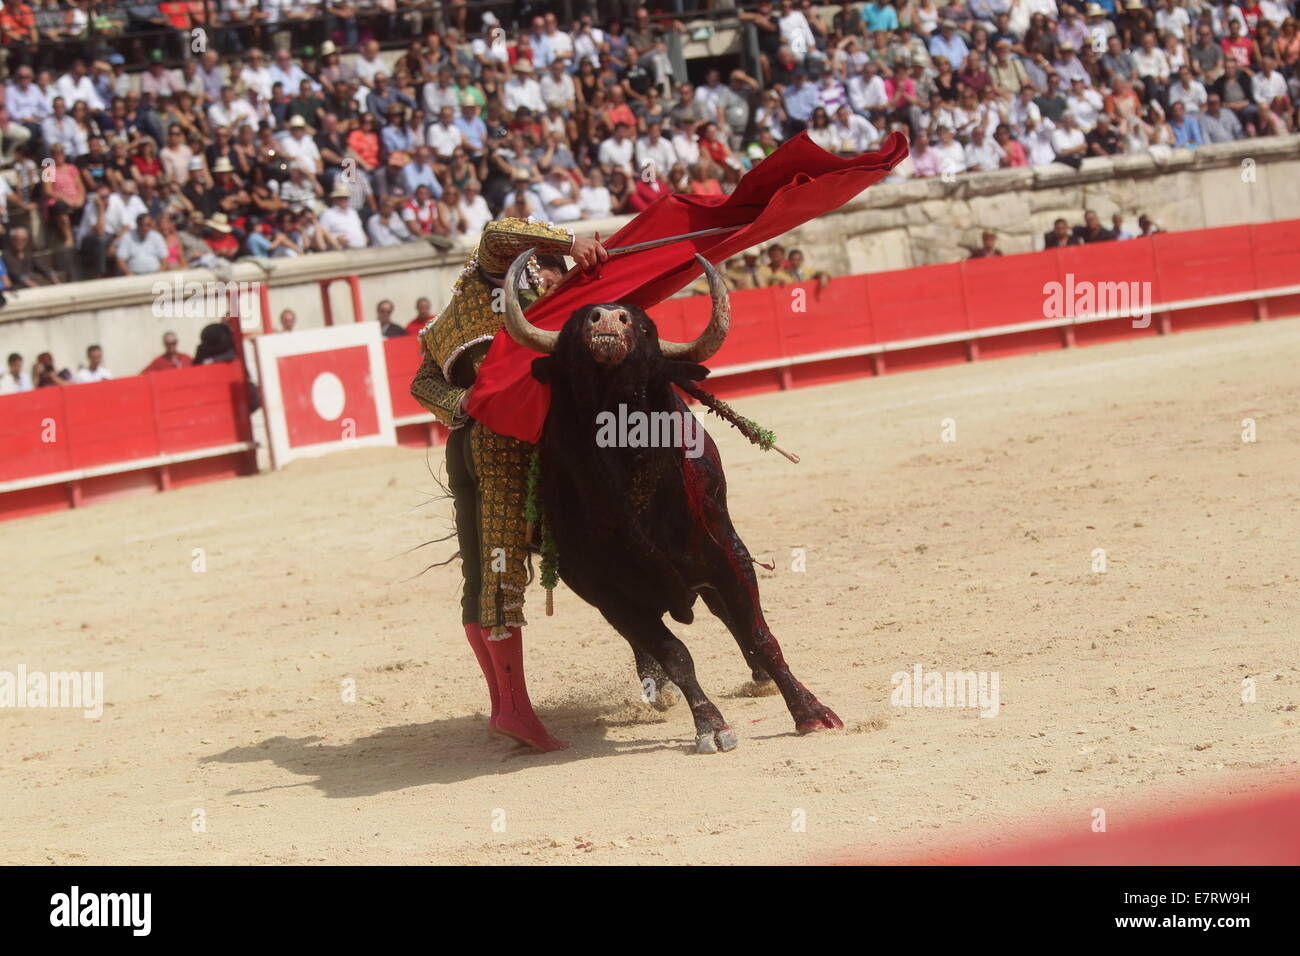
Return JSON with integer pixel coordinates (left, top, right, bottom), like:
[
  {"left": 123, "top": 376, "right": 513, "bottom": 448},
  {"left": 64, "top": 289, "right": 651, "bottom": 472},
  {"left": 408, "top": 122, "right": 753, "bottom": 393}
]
[{"left": 200, "top": 708, "right": 690, "bottom": 799}]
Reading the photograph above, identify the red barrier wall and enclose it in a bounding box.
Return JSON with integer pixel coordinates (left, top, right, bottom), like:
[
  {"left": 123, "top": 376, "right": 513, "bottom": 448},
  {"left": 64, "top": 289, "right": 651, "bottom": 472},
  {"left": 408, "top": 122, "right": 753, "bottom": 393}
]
[
  {"left": 5, "top": 218, "right": 1299, "bottom": 519},
  {"left": 0, "top": 362, "right": 254, "bottom": 520}
]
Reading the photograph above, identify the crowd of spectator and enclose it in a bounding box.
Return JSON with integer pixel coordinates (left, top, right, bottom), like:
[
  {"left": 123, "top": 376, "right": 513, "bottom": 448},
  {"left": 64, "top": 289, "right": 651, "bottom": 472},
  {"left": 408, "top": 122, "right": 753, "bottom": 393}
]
[
  {"left": 0, "top": 0, "right": 1295, "bottom": 297},
  {"left": 0, "top": 317, "right": 256, "bottom": 395}
]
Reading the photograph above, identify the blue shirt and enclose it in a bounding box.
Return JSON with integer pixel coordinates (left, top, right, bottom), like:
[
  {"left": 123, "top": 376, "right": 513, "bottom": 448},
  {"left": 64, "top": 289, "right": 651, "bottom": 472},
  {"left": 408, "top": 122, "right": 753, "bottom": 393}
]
[
  {"left": 401, "top": 162, "right": 443, "bottom": 199},
  {"left": 783, "top": 82, "right": 821, "bottom": 121},
  {"left": 929, "top": 33, "right": 970, "bottom": 67},
  {"left": 382, "top": 125, "right": 413, "bottom": 157},
  {"left": 454, "top": 115, "right": 487, "bottom": 150},
  {"left": 861, "top": 3, "right": 899, "bottom": 32},
  {"left": 1170, "top": 115, "right": 1202, "bottom": 148}
]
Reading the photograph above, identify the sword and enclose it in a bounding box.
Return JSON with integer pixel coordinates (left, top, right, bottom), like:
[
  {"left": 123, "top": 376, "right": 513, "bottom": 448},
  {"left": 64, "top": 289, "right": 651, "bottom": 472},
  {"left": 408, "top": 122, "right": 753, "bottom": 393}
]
[
  {"left": 546, "top": 224, "right": 745, "bottom": 292},
  {"left": 605, "top": 224, "right": 744, "bottom": 257}
]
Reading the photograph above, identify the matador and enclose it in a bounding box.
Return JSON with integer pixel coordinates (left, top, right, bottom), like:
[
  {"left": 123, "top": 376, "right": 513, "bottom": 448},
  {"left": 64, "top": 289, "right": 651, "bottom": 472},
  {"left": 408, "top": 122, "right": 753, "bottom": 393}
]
[{"left": 411, "top": 218, "right": 608, "bottom": 751}]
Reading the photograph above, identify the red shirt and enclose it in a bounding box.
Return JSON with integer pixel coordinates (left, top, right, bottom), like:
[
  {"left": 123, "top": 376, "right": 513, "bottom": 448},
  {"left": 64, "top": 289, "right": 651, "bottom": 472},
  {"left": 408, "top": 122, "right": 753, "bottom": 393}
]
[
  {"left": 406, "top": 317, "right": 433, "bottom": 335},
  {"left": 143, "top": 352, "right": 194, "bottom": 373}
]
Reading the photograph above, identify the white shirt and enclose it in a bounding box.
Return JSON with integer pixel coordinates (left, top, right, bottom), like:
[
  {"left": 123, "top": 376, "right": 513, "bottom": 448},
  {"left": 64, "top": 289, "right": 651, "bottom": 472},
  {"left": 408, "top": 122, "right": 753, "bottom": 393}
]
[
  {"left": 573, "top": 28, "right": 606, "bottom": 67},
  {"left": 634, "top": 136, "right": 677, "bottom": 180},
  {"left": 1066, "top": 88, "right": 1104, "bottom": 132},
  {"left": 535, "top": 179, "right": 581, "bottom": 223},
  {"left": 55, "top": 74, "right": 104, "bottom": 111},
  {"left": 848, "top": 73, "right": 888, "bottom": 112},
  {"left": 458, "top": 195, "right": 493, "bottom": 235},
  {"left": 965, "top": 138, "right": 1005, "bottom": 171},
  {"left": 105, "top": 193, "right": 148, "bottom": 236},
  {"left": 426, "top": 121, "right": 463, "bottom": 158},
  {"left": 1051, "top": 126, "right": 1086, "bottom": 156},
  {"left": 1025, "top": 122, "right": 1057, "bottom": 165},
  {"left": 831, "top": 113, "right": 879, "bottom": 154},
  {"left": 935, "top": 140, "right": 966, "bottom": 175},
  {"left": 578, "top": 185, "right": 612, "bottom": 219},
  {"left": 778, "top": 11, "right": 817, "bottom": 55},
  {"left": 209, "top": 98, "right": 258, "bottom": 132},
  {"left": 503, "top": 77, "right": 545, "bottom": 114},
  {"left": 239, "top": 65, "right": 274, "bottom": 102},
  {"left": 278, "top": 132, "right": 321, "bottom": 174},
  {"left": 354, "top": 55, "right": 386, "bottom": 87},
  {"left": 1169, "top": 78, "right": 1207, "bottom": 114},
  {"left": 423, "top": 82, "right": 460, "bottom": 116},
  {"left": 319, "top": 205, "right": 367, "bottom": 249},
  {"left": 73, "top": 366, "right": 113, "bottom": 384},
  {"left": 671, "top": 132, "right": 700, "bottom": 167},
  {"left": 1253, "top": 70, "right": 1288, "bottom": 105},
  {"left": 0, "top": 371, "right": 33, "bottom": 394},
  {"left": 597, "top": 136, "right": 634, "bottom": 174},
  {"left": 540, "top": 72, "right": 576, "bottom": 109}
]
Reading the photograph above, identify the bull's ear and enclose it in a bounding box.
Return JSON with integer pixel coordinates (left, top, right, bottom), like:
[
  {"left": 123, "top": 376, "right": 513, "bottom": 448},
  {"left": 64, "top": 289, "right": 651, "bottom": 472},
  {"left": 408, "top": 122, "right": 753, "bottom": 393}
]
[
  {"left": 531, "top": 355, "right": 556, "bottom": 384},
  {"left": 669, "top": 361, "right": 710, "bottom": 383}
]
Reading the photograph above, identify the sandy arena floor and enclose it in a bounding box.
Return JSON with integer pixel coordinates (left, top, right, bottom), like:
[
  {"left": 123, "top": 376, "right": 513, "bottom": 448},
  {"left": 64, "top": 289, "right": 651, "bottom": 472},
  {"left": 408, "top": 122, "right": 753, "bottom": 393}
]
[{"left": 2, "top": 318, "right": 1298, "bottom": 865}]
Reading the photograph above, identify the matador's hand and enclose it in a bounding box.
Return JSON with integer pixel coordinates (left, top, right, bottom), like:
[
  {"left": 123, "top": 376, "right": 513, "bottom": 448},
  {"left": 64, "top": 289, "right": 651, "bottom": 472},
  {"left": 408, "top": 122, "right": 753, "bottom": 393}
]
[{"left": 570, "top": 234, "right": 608, "bottom": 272}]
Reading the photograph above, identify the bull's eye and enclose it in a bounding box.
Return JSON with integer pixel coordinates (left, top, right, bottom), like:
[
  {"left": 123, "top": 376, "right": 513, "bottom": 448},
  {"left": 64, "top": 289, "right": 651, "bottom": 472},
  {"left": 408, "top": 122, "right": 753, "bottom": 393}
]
[
  {"left": 618, "top": 312, "right": 629, "bottom": 324},
  {"left": 588, "top": 314, "right": 598, "bottom": 324}
]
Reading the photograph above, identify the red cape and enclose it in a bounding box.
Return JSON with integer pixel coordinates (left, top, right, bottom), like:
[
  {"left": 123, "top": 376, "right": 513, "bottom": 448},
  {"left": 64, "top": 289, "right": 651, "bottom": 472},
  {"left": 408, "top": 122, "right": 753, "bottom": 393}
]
[{"left": 467, "top": 131, "right": 909, "bottom": 443}]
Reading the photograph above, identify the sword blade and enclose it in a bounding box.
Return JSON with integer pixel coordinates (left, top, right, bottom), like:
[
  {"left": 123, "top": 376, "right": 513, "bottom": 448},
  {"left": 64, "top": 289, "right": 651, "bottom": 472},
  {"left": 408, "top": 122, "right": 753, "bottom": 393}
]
[{"left": 606, "top": 224, "right": 744, "bottom": 257}]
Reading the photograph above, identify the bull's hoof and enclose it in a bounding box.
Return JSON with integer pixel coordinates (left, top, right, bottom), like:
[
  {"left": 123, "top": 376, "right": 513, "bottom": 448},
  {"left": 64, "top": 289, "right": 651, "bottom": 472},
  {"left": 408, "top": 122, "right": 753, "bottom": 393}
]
[
  {"left": 794, "top": 702, "right": 844, "bottom": 735},
  {"left": 695, "top": 726, "right": 739, "bottom": 754},
  {"left": 645, "top": 680, "right": 680, "bottom": 711},
  {"left": 738, "top": 678, "right": 779, "bottom": 698}
]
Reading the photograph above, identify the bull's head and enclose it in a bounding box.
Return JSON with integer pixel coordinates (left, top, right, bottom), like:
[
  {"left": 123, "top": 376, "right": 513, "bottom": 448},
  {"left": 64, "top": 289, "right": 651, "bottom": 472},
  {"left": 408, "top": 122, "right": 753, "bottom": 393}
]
[{"left": 501, "top": 249, "right": 731, "bottom": 369}]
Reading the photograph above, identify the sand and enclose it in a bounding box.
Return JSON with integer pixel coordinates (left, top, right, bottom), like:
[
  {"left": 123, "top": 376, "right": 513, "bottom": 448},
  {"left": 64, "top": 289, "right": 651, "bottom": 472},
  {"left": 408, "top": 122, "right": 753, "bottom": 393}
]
[{"left": 2, "top": 317, "right": 1298, "bottom": 865}]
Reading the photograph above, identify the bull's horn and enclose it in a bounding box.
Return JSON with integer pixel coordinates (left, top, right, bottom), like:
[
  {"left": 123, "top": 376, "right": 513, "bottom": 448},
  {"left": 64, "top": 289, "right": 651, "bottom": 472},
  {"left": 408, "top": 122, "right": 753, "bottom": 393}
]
[
  {"left": 502, "top": 248, "right": 559, "bottom": 354},
  {"left": 660, "top": 254, "right": 730, "bottom": 362}
]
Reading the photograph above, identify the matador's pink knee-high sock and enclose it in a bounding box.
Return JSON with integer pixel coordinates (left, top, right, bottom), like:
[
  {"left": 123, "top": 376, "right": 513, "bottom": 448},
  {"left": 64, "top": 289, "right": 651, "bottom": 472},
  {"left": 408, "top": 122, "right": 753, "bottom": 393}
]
[
  {"left": 464, "top": 623, "right": 499, "bottom": 718},
  {"left": 484, "top": 626, "right": 568, "bottom": 752}
]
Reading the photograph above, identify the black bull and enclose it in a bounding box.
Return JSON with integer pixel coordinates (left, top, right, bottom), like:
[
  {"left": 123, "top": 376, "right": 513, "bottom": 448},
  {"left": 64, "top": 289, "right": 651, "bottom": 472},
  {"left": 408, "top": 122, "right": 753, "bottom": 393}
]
[{"left": 504, "top": 250, "right": 842, "bottom": 753}]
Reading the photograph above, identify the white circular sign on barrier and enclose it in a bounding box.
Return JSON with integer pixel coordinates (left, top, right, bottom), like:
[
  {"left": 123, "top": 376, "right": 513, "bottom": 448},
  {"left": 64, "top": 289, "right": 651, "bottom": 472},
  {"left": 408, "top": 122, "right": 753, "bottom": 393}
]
[{"left": 311, "top": 371, "right": 346, "bottom": 421}]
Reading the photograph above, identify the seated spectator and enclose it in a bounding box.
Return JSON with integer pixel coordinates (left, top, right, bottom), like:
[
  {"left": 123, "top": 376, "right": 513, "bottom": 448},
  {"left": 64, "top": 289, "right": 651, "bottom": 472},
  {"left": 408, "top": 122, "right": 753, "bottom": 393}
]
[
  {"left": 402, "top": 184, "right": 450, "bottom": 237},
  {"left": 1086, "top": 114, "right": 1124, "bottom": 156},
  {"left": 758, "top": 243, "right": 792, "bottom": 286},
  {"left": 406, "top": 297, "right": 436, "bottom": 335},
  {"left": 32, "top": 352, "right": 72, "bottom": 388},
  {"left": 1168, "top": 102, "right": 1203, "bottom": 148},
  {"left": 112, "top": 213, "right": 171, "bottom": 275},
  {"left": 1043, "top": 218, "right": 1082, "bottom": 248},
  {"left": 1199, "top": 94, "right": 1245, "bottom": 143},
  {"left": 142, "top": 331, "right": 193, "bottom": 372},
  {"left": 279, "top": 310, "right": 297, "bottom": 333},
  {"left": 1073, "top": 209, "right": 1117, "bottom": 244},
  {"left": 375, "top": 300, "right": 406, "bottom": 338},
  {"left": 969, "top": 230, "right": 1003, "bottom": 258},
  {"left": 3, "top": 226, "right": 55, "bottom": 286},
  {"left": 1, "top": 352, "right": 33, "bottom": 393},
  {"left": 319, "top": 182, "right": 367, "bottom": 249},
  {"left": 577, "top": 167, "right": 613, "bottom": 219},
  {"left": 369, "top": 195, "right": 415, "bottom": 247},
  {"left": 1050, "top": 113, "right": 1087, "bottom": 169},
  {"left": 72, "top": 344, "right": 112, "bottom": 384}
]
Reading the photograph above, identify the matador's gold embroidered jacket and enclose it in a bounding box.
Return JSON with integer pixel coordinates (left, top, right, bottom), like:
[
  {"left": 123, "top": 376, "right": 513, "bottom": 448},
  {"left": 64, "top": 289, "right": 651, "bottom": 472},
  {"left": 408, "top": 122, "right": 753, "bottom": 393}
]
[{"left": 411, "top": 217, "right": 577, "bottom": 426}]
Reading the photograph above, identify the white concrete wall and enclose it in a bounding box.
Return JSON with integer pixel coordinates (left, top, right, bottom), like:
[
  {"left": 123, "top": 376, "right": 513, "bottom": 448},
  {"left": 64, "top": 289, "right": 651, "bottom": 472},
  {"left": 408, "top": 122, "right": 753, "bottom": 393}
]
[{"left": 2, "top": 135, "right": 1297, "bottom": 377}]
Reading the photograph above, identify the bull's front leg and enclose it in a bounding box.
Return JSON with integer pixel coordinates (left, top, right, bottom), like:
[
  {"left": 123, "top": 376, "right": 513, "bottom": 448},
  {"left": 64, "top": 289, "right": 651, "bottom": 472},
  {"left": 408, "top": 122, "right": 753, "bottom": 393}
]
[
  {"left": 705, "top": 537, "right": 843, "bottom": 736},
  {"left": 631, "top": 644, "right": 680, "bottom": 711},
  {"left": 605, "top": 610, "right": 737, "bottom": 754}
]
